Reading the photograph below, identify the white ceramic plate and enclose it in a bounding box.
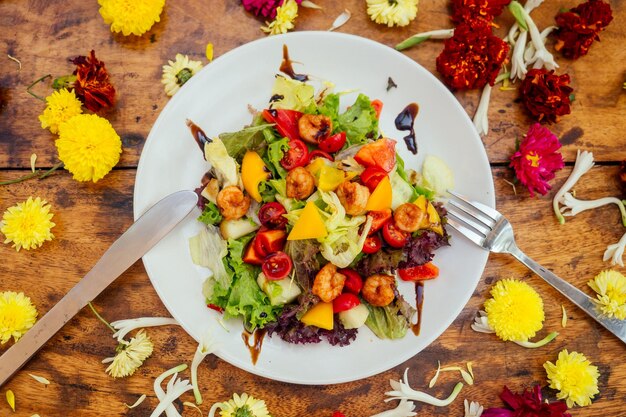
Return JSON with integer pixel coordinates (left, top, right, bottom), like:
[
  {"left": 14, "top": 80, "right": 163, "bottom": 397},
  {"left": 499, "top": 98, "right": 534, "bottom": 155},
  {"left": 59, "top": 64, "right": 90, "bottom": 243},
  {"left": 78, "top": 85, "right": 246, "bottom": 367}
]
[{"left": 134, "top": 31, "right": 494, "bottom": 385}]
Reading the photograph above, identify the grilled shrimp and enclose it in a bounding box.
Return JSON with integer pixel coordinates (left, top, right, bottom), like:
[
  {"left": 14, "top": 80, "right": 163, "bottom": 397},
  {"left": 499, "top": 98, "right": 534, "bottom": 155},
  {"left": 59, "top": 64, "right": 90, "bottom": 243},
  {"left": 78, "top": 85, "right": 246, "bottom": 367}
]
[
  {"left": 216, "top": 186, "right": 251, "bottom": 220},
  {"left": 336, "top": 181, "right": 370, "bottom": 216},
  {"left": 286, "top": 166, "right": 316, "bottom": 200},
  {"left": 362, "top": 274, "right": 395, "bottom": 307},
  {"left": 298, "top": 114, "right": 332, "bottom": 144},
  {"left": 393, "top": 202, "right": 426, "bottom": 233},
  {"left": 313, "top": 262, "right": 346, "bottom": 303}
]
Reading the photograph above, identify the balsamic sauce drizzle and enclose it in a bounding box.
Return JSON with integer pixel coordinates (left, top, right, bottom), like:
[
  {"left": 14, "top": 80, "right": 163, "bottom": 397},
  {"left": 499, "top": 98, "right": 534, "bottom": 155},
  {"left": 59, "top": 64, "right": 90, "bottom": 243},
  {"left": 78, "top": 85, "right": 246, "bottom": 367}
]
[
  {"left": 412, "top": 281, "right": 425, "bottom": 336},
  {"left": 394, "top": 103, "right": 420, "bottom": 155},
  {"left": 279, "top": 44, "right": 309, "bottom": 82}
]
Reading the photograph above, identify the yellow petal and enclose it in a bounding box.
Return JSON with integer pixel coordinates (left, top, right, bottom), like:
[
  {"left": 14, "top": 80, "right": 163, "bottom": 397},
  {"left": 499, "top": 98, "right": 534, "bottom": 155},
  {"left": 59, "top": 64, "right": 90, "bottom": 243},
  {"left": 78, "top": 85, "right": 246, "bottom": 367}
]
[
  {"left": 206, "top": 43, "right": 214, "bottom": 62},
  {"left": 6, "top": 389, "right": 15, "bottom": 412},
  {"left": 561, "top": 305, "right": 567, "bottom": 328},
  {"left": 183, "top": 401, "right": 204, "bottom": 416},
  {"left": 30, "top": 154, "right": 37, "bottom": 173},
  {"left": 125, "top": 394, "right": 146, "bottom": 409},
  {"left": 28, "top": 374, "right": 50, "bottom": 385},
  {"left": 428, "top": 360, "right": 441, "bottom": 388}
]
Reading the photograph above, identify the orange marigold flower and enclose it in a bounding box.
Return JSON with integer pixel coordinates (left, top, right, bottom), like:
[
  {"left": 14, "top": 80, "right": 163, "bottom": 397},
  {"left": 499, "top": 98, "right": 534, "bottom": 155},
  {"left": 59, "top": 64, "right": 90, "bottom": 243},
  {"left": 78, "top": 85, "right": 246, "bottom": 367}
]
[
  {"left": 436, "top": 23, "right": 509, "bottom": 90},
  {"left": 71, "top": 50, "right": 116, "bottom": 113},
  {"left": 554, "top": 0, "right": 613, "bottom": 59},
  {"left": 519, "top": 68, "right": 573, "bottom": 123}
]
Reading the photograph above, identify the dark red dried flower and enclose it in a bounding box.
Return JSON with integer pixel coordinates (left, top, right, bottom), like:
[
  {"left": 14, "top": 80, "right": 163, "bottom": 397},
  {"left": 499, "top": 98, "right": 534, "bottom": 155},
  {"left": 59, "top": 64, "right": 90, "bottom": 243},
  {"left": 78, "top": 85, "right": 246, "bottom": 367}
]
[
  {"left": 436, "top": 22, "right": 509, "bottom": 90},
  {"left": 241, "top": 0, "right": 302, "bottom": 19},
  {"left": 619, "top": 160, "right": 626, "bottom": 198},
  {"left": 519, "top": 68, "right": 573, "bottom": 123},
  {"left": 71, "top": 50, "right": 116, "bottom": 113},
  {"left": 450, "top": 0, "right": 512, "bottom": 25},
  {"left": 482, "top": 385, "right": 571, "bottom": 417},
  {"left": 554, "top": 0, "right": 613, "bottom": 59}
]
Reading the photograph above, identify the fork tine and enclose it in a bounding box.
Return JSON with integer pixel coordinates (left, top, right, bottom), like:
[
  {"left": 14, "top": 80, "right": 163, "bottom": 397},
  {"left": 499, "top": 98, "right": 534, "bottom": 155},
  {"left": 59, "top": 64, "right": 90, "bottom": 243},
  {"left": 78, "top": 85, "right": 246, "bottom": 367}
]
[
  {"left": 447, "top": 190, "right": 501, "bottom": 223},
  {"left": 446, "top": 217, "right": 487, "bottom": 247},
  {"left": 446, "top": 200, "right": 493, "bottom": 235}
]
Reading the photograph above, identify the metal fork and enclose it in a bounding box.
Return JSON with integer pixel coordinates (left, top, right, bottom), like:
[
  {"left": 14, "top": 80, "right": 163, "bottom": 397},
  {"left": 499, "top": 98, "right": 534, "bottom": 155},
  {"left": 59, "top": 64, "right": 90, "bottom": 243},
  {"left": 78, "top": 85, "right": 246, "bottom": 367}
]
[{"left": 445, "top": 190, "right": 626, "bottom": 345}]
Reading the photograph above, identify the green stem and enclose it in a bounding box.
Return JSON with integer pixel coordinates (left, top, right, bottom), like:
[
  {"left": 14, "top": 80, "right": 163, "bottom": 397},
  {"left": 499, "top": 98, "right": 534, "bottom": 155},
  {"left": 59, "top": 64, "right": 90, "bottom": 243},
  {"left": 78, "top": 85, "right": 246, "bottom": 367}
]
[
  {"left": 88, "top": 302, "right": 116, "bottom": 333},
  {"left": 26, "top": 74, "right": 51, "bottom": 101},
  {"left": 396, "top": 35, "right": 430, "bottom": 51},
  {"left": 514, "top": 331, "right": 559, "bottom": 348},
  {"left": 39, "top": 162, "right": 64, "bottom": 180},
  {"left": 0, "top": 162, "right": 64, "bottom": 186}
]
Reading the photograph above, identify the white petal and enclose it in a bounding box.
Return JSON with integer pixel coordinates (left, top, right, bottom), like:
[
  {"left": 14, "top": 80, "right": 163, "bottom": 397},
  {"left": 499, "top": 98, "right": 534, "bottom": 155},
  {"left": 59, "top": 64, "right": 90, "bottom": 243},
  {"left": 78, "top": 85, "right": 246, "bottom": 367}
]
[
  {"left": 329, "top": 9, "right": 351, "bottom": 31},
  {"left": 125, "top": 394, "right": 147, "bottom": 409},
  {"left": 553, "top": 150, "right": 595, "bottom": 223},
  {"left": 111, "top": 317, "right": 179, "bottom": 341},
  {"left": 369, "top": 399, "right": 416, "bottom": 417}
]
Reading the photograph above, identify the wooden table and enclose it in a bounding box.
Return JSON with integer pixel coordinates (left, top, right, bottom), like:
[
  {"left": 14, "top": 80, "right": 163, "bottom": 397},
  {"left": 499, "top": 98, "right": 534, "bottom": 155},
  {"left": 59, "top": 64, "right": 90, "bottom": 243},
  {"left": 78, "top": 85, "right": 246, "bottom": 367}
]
[{"left": 1, "top": 0, "right": 625, "bottom": 415}]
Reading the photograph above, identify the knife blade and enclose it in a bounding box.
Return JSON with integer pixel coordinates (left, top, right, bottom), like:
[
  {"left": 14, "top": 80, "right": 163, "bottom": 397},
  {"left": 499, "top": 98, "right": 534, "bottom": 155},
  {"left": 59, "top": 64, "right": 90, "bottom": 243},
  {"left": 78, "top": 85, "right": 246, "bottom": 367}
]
[{"left": 0, "top": 190, "right": 198, "bottom": 388}]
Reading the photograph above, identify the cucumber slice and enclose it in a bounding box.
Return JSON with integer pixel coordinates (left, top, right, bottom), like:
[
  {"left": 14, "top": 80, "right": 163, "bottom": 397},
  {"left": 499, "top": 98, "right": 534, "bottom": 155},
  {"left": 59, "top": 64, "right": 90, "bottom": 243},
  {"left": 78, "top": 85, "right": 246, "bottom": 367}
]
[
  {"left": 422, "top": 155, "right": 454, "bottom": 196},
  {"left": 257, "top": 272, "right": 302, "bottom": 306},
  {"left": 338, "top": 303, "right": 370, "bottom": 329}
]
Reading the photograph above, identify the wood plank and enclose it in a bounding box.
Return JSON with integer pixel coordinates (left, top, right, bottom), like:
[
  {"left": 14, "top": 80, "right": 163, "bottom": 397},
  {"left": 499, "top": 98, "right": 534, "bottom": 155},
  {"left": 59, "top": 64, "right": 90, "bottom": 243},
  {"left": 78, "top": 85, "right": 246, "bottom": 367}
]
[
  {"left": 0, "top": 0, "right": 624, "bottom": 169},
  {"left": 1, "top": 165, "right": 624, "bottom": 415}
]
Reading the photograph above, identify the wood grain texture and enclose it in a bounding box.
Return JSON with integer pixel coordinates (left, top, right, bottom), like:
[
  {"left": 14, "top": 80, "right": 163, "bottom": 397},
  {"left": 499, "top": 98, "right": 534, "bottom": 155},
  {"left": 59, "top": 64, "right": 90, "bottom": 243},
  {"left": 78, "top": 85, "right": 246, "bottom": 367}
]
[
  {"left": 0, "top": 0, "right": 625, "bottom": 415},
  {"left": 0, "top": 0, "right": 625, "bottom": 168}
]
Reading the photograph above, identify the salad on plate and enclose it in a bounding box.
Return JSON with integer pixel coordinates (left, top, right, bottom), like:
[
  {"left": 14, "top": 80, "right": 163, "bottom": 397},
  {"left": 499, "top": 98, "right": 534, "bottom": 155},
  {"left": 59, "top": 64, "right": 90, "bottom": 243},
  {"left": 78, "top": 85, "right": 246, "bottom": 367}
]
[{"left": 186, "top": 67, "right": 454, "bottom": 350}]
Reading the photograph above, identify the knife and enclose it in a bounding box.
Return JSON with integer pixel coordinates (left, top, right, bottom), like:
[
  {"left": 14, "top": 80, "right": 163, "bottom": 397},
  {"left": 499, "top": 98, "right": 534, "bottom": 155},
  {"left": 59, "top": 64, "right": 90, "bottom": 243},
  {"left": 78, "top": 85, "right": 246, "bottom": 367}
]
[{"left": 0, "top": 190, "right": 198, "bottom": 388}]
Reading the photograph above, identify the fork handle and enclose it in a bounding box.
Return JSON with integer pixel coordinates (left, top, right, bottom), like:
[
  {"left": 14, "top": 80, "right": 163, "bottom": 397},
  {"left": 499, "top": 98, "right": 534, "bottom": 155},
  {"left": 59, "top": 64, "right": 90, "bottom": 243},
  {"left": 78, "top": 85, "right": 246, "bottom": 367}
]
[{"left": 509, "top": 245, "right": 626, "bottom": 345}]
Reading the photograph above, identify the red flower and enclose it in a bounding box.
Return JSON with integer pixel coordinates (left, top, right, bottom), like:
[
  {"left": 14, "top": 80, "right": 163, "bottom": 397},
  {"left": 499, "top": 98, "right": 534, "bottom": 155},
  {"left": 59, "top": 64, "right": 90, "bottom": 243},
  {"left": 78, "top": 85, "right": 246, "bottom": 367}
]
[
  {"left": 331, "top": 412, "right": 346, "bottom": 417},
  {"left": 509, "top": 124, "right": 565, "bottom": 197},
  {"left": 71, "top": 50, "right": 116, "bottom": 113},
  {"left": 450, "top": 0, "right": 512, "bottom": 25},
  {"left": 483, "top": 385, "right": 571, "bottom": 417},
  {"left": 242, "top": 0, "right": 302, "bottom": 19},
  {"left": 436, "top": 22, "right": 509, "bottom": 90},
  {"left": 619, "top": 159, "right": 626, "bottom": 198},
  {"left": 519, "top": 69, "right": 572, "bottom": 123},
  {"left": 554, "top": 0, "right": 613, "bottom": 59}
]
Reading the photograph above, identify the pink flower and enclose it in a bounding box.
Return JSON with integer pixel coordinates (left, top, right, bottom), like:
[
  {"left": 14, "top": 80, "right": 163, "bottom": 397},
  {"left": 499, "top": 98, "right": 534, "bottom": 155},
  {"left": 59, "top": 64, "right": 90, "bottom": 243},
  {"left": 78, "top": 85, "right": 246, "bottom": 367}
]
[
  {"left": 510, "top": 124, "right": 565, "bottom": 197},
  {"left": 242, "top": 0, "right": 301, "bottom": 19},
  {"left": 483, "top": 385, "right": 570, "bottom": 417}
]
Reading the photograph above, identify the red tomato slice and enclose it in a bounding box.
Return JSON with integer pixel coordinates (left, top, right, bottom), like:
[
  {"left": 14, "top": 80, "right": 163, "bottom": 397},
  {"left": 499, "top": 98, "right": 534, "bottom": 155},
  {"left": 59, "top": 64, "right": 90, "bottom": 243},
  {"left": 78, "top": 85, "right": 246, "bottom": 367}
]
[
  {"left": 254, "top": 228, "right": 287, "bottom": 256},
  {"left": 243, "top": 239, "right": 265, "bottom": 265},
  {"left": 262, "top": 109, "right": 302, "bottom": 141},
  {"left": 339, "top": 269, "right": 363, "bottom": 295},
  {"left": 382, "top": 221, "right": 409, "bottom": 248},
  {"left": 207, "top": 304, "right": 224, "bottom": 313},
  {"left": 258, "top": 202, "right": 287, "bottom": 229},
  {"left": 360, "top": 166, "right": 387, "bottom": 192},
  {"left": 318, "top": 132, "right": 347, "bottom": 153},
  {"left": 280, "top": 139, "right": 309, "bottom": 170},
  {"left": 354, "top": 138, "right": 397, "bottom": 173},
  {"left": 262, "top": 251, "right": 293, "bottom": 280},
  {"left": 371, "top": 99, "right": 383, "bottom": 119},
  {"left": 309, "top": 149, "right": 334, "bottom": 162},
  {"left": 362, "top": 235, "right": 382, "bottom": 254},
  {"left": 332, "top": 293, "right": 360, "bottom": 313},
  {"left": 398, "top": 262, "right": 440, "bottom": 281},
  {"left": 367, "top": 209, "right": 392, "bottom": 235}
]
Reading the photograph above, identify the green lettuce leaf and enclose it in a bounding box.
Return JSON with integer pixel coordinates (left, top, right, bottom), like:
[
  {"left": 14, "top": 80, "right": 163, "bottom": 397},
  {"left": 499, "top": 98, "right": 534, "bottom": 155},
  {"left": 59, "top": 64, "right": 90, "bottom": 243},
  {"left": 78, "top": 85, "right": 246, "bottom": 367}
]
[
  {"left": 337, "top": 93, "right": 379, "bottom": 145},
  {"left": 219, "top": 116, "right": 273, "bottom": 162},
  {"left": 192, "top": 225, "right": 231, "bottom": 308},
  {"left": 270, "top": 75, "right": 315, "bottom": 111},
  {"left": 365, "top": 295, "right": 416, "bottom": 339},
  {"left": 317, "top": 93, "right": 340, "bottom": 130},
  {"left": 265, "top": 137, "right": 289, "bottom": 179},
  {"left": 197, "top": 201, "right": 222, "bottom": 226}
]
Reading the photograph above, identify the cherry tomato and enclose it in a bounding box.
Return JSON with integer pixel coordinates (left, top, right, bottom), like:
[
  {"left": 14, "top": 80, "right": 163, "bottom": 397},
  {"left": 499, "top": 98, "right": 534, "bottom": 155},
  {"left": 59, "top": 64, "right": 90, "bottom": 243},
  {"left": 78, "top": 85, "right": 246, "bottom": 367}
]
[
  {"left": 262, "top": 109, "right": 302, "bottom": 141},
  {"left": 354, "top": 138, "right": 396, "bottom": 173},
  {"left": 280, "top": 139, "right": 309, "bottom": 170},
  {"left": 339, "top": 269, "right": 363, "bottom": 295},
  {"left": 262, "top": 251, "right": 293, "bottom": 280},
  {"left": 367, "top": 209, "right": 392, "bottom": 235},
  {"left": 398, "top": 262, "right": 440, "bottom": 281},
  {"left": 382, "top": 221, "right": 409, "bottom": 248},
  {"left": 360, "top": 166, "right": 387, "bottom": 192},
  {"left": 308, "top": 149, "right": 334, "bottom": 162},
  {"left": 362, "top": 235, "right": 382, "bottom": 254},
  {"left": 258, "top": 202, "right": 287, "bottom": 229},
  {"left": 332, "top": 293, "right": 360, "bottom": 313},
  {"left": 318, "top": 131, "right": 347, "bottom": 153},
  {"left": 243, "top": 239, "right": 265, "bottom": 265},
  {"left": 371, "top": 99, "right": 383, "bottom": 119},
  {"left": 207, "top": 304, "right": 224, "bottom": 313},
  {"left": 254, "top": 228, "right": 287, "bottom": 256}
]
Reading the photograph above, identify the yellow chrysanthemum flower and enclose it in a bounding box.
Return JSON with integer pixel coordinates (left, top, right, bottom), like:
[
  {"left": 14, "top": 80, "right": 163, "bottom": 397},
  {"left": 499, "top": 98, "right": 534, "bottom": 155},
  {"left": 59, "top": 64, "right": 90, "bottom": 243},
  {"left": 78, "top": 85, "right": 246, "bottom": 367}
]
[
  {"left": 104, "top": 330, "right": 153, "bottom": 378},
  {"left": 56, "top": 114, "right": 122, "bottom": 183},
  {"left": 544, "top": 349, "right": 600, "bottom": 407},
  {"left": 161, "top": 54, "right": 203, "bottom": 96},
  {"left": 38, "top": 88, "right": 83, "bottom": 134},
  {"left": 484, "top": 279, "right": 544, "bottom": 342},
  {"left": 262, "top": 0, "right": 298, "bottom": 36},
  {"left": 0, "top": 291, "right": 38, "bottom": 344},
  {"left": 1, "top": 197, "right": 55, "bottom": 251},
  {"left": 588, "top": 270, "right": 626, "bottom": 319},
  {"left": 366, "top": 0, "right": 419, "bottom": 27},
  {"left": 210, "top": 393, "right": 271, "bottom": 417},
  {"left": 98, "top": 0, "right": 165, "bottom": 36}
]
